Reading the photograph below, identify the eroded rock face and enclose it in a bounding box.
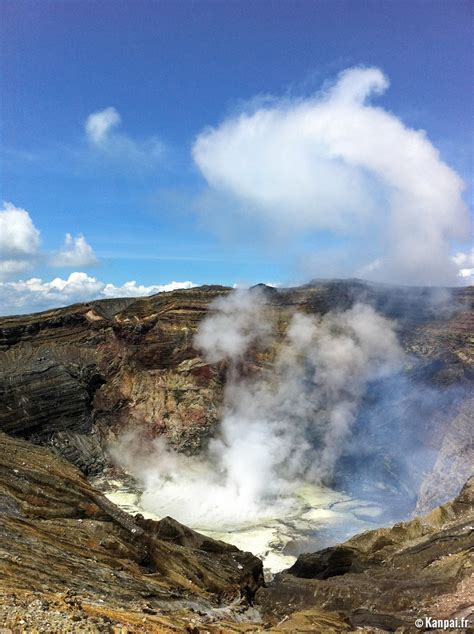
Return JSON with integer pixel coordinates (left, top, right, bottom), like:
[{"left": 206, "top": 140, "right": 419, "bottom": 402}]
[
  {"left": 0, "top": 281, "right": 472, "bottom": 511},
  {"left": 416, "top": 394, "right": 474, "bottom": 513},
  {"left": 0, "top": 432, "right": 265, "bottom": 631},
  {"left": 0, "top": 287, "right": 230, "bottom": 474}
]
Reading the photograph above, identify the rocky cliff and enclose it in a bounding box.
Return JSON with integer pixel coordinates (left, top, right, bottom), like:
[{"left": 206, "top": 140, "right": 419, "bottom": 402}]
[{"left": 0, "top": 280, "right": 472, "bottom": 512}]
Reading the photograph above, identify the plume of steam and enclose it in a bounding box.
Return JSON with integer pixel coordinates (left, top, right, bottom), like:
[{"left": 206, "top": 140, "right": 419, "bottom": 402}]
[
  {"left": 193, "top": 288, "right": 272, "bottom": 362},
  {"left": 110, "top": 289, "right": 404, "bottom": 528}
]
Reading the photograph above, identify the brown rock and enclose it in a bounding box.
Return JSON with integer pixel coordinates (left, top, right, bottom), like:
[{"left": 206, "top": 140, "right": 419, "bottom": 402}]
[{"left": 0, "top": 432, "right": 264, "bottom": 630}]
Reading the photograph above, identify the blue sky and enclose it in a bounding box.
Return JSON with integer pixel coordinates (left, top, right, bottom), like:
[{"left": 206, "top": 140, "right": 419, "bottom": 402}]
[{"left": 0, "top": 0, "right": 472, "bottom": 313}]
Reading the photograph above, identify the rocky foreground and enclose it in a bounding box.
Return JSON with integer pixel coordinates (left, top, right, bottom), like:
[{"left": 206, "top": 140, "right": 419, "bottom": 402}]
[
  {"left": 0, "top": 432, "right": 264, "bottom": 632},
  {"left": 0, "top": 431, "right": 472, "bottom": 632}
]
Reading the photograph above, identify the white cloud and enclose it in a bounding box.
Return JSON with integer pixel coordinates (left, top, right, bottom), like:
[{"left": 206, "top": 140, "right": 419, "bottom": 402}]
[
  {"left": 0, "top": 202, "right": 41, "bottom": 280},
  {"left": 0, "top": 202, "right": 41, "bottom": 257},
  {"left": 0, "top": 259, "right": 33, "bottom": 277},
  {"left": 453, "top": 248, "right": 474, "bottom": 281},
  {"left": 101, "top": 280, "right": 196, "bottom": 298},
  {"left": 85, "top": 107, "right": 121, "bottom": 145},
  {"left": 85, "top": 107, "right": 164, "bottom": 164},
  {"left": 0, "top": 273, "right": 196, "bottom": 315},
  {"left": 193, "top": 66, "right": 470, "bottom": 286},
  {"left": 51, "top": 233, "right": 98, "bottom": 267},
  {"left": 0, "top": 202, "right": 100, "bottom": 278}
]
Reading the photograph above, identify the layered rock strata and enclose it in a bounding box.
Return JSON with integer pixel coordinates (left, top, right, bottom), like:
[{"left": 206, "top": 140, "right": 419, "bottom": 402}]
[{"left": 0, "top": 281, "right": 472, "bottom": 510}]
